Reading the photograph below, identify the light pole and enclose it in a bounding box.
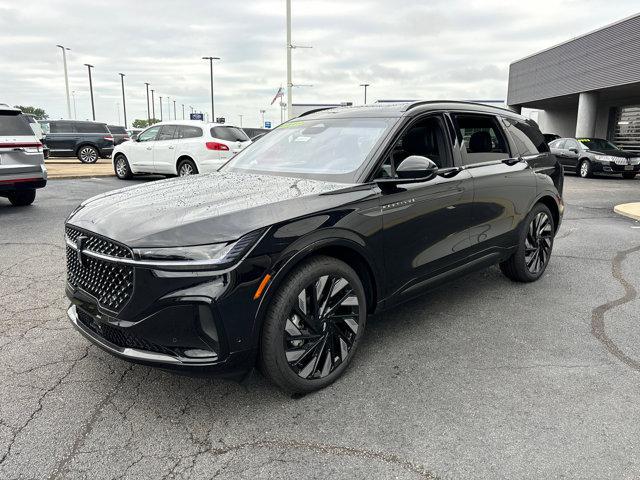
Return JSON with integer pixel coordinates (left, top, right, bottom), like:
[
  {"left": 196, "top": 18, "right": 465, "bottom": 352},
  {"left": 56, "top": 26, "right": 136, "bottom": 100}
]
[
  {"left": 116, "top": 102, "right": 121, "bottom": 124},
  {"left": 119, "top": 73, "right": 127, "bottom": 128},
  {"left": 360, "top": 83, "right": 370, "bottom": 104},
  {"left": 182, "top": 104, "right": 185, "bottom": 120},
  {"left": 72, "top": 90, "right": 77, "bottom": 119},
  {"left": 56, "top": 45, "right": 72, "bottom": 119},
  {"left": 144, "top": 82, "right": 151, "bottom": 123},
  {"left": 151, "top": 89, "right": 155, "bottom": 121},
  {"left": 202, "top": 56, "right": 220, "bottom": 121},
  {"left": 239, "top": 114, "right": 243, "bottom": 127},
  {"left": 173, "top": 100, "right": 176, "bottom": 120},
  {"left": 260, "top": 109, "right": 266, "bottom": 128},
  {"left": 166, "top": 96, "right": 170, "bottom": 120},
  {"left": 84, "top": 64, "right": 95, "bottom": 121},
  {"left": 159, "top": 95, "right": 163, "bottom": 121},
  {"left": 286, "top": 0, "right": 292, "bottom": 120}
]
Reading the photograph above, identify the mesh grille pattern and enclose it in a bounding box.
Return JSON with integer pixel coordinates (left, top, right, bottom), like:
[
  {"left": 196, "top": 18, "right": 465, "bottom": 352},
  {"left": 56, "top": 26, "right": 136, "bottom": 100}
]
[
  {"left": 76, "top": 309, "right": 175, "bottom": 356},
  {"left": 66, "top": 226, "right": 134, "bottom": 311}
]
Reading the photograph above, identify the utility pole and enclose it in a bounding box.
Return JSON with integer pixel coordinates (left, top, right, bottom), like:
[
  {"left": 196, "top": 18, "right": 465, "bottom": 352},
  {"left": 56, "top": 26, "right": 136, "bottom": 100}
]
[
  {"left": 286, "top": 0, "right": 292, "bottom": 120},
  {"left": 151, "top": 89, "right": 155, "bottom": 121},
  {"left": 260, "top": 109, "right": 266, "bottom": 128},
  {"left": 202, "top": 56, "right": 220, "bottom": 121},
  {"left": 56, "top": 45, "right": 72, "bottom": 119},
  {"left": 84, "top": 64, "right": 95, "bottom": 121},
  {"left": 360, "top": 83, "right": 370, "bottom": 104},
  {"left": 119, "top": 73, "right": 127, "bottom": 128},
  {"left": 159, "top": 95, "right": 163, "bottom": 121},
  {"left": 144, "top": 82, "right": 151, "bottom": 123}
]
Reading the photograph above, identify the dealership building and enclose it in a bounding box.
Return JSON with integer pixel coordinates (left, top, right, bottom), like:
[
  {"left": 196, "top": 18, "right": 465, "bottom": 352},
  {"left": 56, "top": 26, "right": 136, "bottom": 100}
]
[{"left": 507, "top": 14, "right": 640, "bottom": 152}]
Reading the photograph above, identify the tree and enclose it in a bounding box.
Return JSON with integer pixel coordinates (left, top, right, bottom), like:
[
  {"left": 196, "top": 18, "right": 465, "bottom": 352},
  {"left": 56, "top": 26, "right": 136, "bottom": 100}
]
[
  {"left": 14, "top": 106, "right": 48, "bottom": 120},
  {"left": 132, "top": 118, "right": 160, "bottom": 128}
]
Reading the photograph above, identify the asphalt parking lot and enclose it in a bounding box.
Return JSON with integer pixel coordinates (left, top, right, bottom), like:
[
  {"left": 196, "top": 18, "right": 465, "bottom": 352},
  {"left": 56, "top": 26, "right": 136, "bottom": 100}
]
[{"left": 0, "top": 174, "right": 639, "bottom": 479}]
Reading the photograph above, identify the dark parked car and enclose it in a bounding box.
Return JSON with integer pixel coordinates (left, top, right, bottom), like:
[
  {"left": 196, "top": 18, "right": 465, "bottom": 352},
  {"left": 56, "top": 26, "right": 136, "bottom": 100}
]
[
  {"left": 242, "top": 127, "right": 270, "bottom": 139},
  {"left": 40, "top": 120, "right": 114, "bottom": 163},
  {"left": 107, "top": 125, "right": 130, "bottom": 146},
  {"left": 65, "top": 101, "right": 564, "bottom": 393},
  {"left": 549, "top": 137, "right": 639, "bottom": 179}
]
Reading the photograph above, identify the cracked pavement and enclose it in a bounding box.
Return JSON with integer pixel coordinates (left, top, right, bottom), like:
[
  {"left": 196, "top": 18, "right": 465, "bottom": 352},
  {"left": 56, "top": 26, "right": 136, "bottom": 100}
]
[{"left": 0, "top": 174, "right": 639, "bottom": 479}]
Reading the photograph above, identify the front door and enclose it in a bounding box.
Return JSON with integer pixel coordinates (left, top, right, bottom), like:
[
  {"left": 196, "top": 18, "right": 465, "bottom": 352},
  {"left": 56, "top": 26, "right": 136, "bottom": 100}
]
[
  {"left": 130, "top": 125, "right": 160, "bottom": 172},
  {"left": 375, "top": 113, "right": 474, "bottom": 300}
]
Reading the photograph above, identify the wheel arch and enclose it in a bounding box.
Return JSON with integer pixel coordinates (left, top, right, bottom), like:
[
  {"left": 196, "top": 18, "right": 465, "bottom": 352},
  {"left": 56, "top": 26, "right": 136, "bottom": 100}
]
[
  {"left": 176, "top": 155, "right": 196, "bottom": 174},
  {"left": 75, "top": 142, "right": 99, "bottom": 156},
  {"left": 535, "top": 194, "right": 561, "bottom": 233}
]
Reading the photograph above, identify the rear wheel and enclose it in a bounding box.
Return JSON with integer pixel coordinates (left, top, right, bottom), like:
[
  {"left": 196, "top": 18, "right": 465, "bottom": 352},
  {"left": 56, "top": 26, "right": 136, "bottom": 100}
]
[
  {"left": 622, "top": 173, "right": 637, "bottom": 180},
  {"left": 114, "top": 154, "right": 133, "bottom": 180},
  {"left": 260, "top": 256, "right": 367, "bottom": 393},
  {"left": 578, "top": 159, "right": 593, "bottom": 178},
  {"left": 500, "top": 203, "right": 555, "bottom": 283},
  {"left": 7, "top": 189, "right": 36, "bottom": 206},
  {"left": 77, "top": 145, "right": 99, "bottom": 164},
  {"left": 177, "top": 159, "right": 198, "bottom": 177}
]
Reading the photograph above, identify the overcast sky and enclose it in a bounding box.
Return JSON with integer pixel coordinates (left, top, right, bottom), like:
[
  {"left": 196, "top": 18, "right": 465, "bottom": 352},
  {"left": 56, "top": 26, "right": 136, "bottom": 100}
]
[{"left": 1, "top": 0, "right": 638, "bottom": 127}]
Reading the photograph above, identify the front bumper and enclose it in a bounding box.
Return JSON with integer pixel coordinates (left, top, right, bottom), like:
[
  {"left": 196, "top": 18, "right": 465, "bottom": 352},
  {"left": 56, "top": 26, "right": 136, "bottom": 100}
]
[{"left": 592, "top": 161, "right": 640, "bottom": 175}]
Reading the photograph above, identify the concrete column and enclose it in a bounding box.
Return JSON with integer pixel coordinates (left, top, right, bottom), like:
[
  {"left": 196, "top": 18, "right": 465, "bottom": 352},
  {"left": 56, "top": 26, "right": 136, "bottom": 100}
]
[{"left": 575, "top": 91, "right": 598, "bottom": 137}]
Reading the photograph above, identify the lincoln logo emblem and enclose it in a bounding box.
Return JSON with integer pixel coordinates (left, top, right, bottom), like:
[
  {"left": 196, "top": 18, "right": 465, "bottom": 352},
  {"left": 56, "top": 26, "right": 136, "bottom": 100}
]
[{"left": 76, "top": 235, "right": 87, "bottom": 266}]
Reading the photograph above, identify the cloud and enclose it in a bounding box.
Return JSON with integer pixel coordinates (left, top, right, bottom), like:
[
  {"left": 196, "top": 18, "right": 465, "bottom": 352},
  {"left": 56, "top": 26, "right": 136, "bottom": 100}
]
[{"left": 0, "top": 0, "right": 638, "bottom": 126}]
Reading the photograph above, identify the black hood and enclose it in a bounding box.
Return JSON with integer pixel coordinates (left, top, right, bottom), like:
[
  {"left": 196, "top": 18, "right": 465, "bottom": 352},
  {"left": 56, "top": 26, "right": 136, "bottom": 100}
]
[
  {"left": 67, "top": 172, "right": 374, "bottom": 247},
  {"left": 588, "top": 148, "right": 638, "bottom": 158}
]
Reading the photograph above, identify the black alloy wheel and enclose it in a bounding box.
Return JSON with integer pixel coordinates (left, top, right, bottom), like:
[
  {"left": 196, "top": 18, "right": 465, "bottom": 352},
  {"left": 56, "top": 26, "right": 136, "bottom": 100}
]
[
  {"left": 579, "top": 159, "right": 593, "bottom": 178},
  {"left": 78, "top": 145, "right": 99, "bottom": 164},
  {"left": 500, "top": 203, "right": 555, "bottom": 282},
  {"left": 260, "top": 256, "right": 367, "bottom": 393}
]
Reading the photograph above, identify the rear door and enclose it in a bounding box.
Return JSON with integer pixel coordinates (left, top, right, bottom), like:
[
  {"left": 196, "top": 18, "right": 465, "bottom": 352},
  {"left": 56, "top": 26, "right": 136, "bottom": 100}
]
[
  {"left": 210, "top": 126, "right": 251, "bottom": 161},
  {"left": 451, "top": 112, "right": 537, "bottom": 257},
  {"left": 0, "top": 111, "right": 43, "bottom": 181},
  {"left": 49, "top": 121, "right": 78, "bottom": 154},
  {"left": 153, "top": 125, "right": 178, "bottom": 173}
]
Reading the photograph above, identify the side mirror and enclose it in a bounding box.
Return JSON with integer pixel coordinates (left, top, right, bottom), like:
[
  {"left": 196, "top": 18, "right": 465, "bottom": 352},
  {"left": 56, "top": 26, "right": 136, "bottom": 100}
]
[
  {"left": 396, "top": 155, "right": 438, "bottom": 180},
  {"left": 569, "top": 148, "right": 578, "bottom": 154},
  {"left": 132, "top": 134, "right": 139, "bottom": 141}
]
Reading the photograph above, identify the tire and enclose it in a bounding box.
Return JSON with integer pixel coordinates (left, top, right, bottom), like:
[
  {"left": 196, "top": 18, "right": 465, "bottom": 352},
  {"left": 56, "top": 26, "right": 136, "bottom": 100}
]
[
  {"left": 622, "top": 173, "right": 637, "bottom": 180},
  {"left": 500, "top": 203, "right": 555, "bottom": 283},
  {"left": 578, "top": 159, "right": 593, "bottom": 178},
  {"left": 114, "top": 154, "right": 133, "bottom": 180},
  {"left": 177, "top": 159, "right": 198, "bottom": 177},
  {"left": 77, "top": 145, "right": 99, "bottom": 164},
  {"left": 7, "top": 189, "right": 36, "bottom": 206},
  {"left": 260, "top": 256, "right": 367, "bottom": 393}
]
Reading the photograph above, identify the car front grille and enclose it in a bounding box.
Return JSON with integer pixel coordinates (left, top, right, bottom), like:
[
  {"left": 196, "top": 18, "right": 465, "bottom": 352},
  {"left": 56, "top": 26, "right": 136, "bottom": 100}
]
[
  {"left": 76, "top": 308, "right": 175, "bottom": 356},
  {"left": 66, "top": 226, "right": 134, "bottom": 312}
]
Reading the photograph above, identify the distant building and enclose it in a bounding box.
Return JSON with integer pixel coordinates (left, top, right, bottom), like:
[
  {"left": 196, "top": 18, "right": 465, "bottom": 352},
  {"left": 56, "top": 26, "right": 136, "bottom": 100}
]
[{"left": 508, "top": 14, "right": 640, "bottom": 152}]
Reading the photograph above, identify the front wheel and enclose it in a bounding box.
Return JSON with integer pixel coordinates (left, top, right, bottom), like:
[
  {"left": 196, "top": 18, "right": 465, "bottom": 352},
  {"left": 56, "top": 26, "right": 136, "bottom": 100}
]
[
  {"left": 7, "top": 189, "right": 36, "bottom": 206},
  {"left": 622, "top": 173, "right": 637, "bottom": 180},
  {"left": 500, "top": 203, "right": 555, "bottom": 283},
  {"left": 578, "top": 159, "right": 593, "bottom": 178},
  {"left": 114, "top": 154, "right": 133, "bottom": 180},
  {"left": 260, "top": 256, "right": 367, "bottom": 393},
  {"left": 177, "top": 159, "right": 198, "bottom": 177},
  {"left": 77, "top": 145, "right": 99, "bottom": 164}
]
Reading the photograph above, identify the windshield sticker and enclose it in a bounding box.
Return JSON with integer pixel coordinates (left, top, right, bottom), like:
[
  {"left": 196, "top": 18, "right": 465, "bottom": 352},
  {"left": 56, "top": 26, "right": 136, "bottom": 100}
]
[{"left": 281, "top": 121, "right": 306, "bottom": 129}]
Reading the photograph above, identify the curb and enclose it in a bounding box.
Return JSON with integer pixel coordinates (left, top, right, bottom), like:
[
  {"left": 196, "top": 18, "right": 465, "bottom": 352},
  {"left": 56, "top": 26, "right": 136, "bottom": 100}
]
[
  {"left": 614, "top": 203, "right": 640, "bottom": 221},
  {"left": 48, "top": 174, "right": 114, "bottom": 180}
]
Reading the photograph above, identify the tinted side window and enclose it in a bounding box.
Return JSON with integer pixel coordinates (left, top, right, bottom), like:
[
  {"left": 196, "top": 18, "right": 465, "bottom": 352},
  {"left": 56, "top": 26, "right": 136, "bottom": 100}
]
[
  {"left": 176, "top": 125, "right": 203, "bottom": 139},
  {"left": 157, "top": 125, "right": 177, "bottom": 141},
  {"left": 0, "top": 112, "right": 34, "bottom": 136},
  {"left": 211, "top": 126, "right": 249, "bottom": 142},
  {"left": 75, "top": 122, "right": 109, "bottom": 134},
  {"left": 108, "top": 125, "right": 127, "bottom": 134},
  {"left": 50, "top": 121, "right": 76, "bottom": 133},
  {"left": 138, "top": 126, "right": 160, "bottom": 142},
  {"left": 453, "top": 114, "right": 510, "bottom": 164},
  {"left": 502, "top": 118, "right": 549, "bottom": 156}
]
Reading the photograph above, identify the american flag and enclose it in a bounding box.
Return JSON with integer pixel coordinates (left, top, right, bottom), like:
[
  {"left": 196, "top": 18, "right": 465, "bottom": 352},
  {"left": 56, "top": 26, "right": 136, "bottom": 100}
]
[{"left": 271, "top": 86, "right": 284, "bottom": 105}]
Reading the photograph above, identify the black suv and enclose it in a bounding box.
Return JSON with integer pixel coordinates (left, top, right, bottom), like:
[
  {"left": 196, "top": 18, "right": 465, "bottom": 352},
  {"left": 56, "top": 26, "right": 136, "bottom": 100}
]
[
  {"left": 107, "top": 125, "right": 130, "bottom": 146},
  {"left": 65, "top": 101, "right": 564, "bottom": 393},
  {"left": 40, "top": 120, "right": 114, "bottom": 163}
]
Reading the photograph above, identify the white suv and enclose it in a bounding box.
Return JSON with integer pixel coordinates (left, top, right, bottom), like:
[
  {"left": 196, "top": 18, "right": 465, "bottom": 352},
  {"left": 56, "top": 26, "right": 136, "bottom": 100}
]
[{"left": 111, "top": 120, "right": 251, "bottom": 179}]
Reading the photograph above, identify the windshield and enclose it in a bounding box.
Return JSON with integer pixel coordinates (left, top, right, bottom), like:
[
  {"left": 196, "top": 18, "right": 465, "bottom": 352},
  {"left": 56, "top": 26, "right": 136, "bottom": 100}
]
[
  {"left": 223, "top": 117, "right": 395, "bottom": 182},
  {"left": 578, "top": 138, "right": 619, "bottom": 151}
]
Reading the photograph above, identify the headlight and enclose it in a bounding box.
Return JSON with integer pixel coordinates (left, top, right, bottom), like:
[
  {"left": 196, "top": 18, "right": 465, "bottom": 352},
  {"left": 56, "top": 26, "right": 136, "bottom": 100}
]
[
  {"left": 593, "top": 154, "right": 613, "bottom": 162},
  {"left": 133, "top": 228, "right": 265, "bottom": 271}
]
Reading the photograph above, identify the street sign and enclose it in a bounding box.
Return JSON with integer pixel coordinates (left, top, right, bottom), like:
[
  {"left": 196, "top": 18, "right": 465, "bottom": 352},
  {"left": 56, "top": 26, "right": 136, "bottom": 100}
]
[
  {"left": 216, "top": 117, "right": 225, "bottom": 124},
  {"left": 264, "top": 121, "right": 272, "bottom": 129},
  {"left": 190, "top": 113, "right": 204, "bottom": 121}
]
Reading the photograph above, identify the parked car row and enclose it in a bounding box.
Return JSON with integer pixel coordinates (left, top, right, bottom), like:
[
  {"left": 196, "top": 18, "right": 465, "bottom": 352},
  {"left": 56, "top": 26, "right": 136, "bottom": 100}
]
[
  {"left": 549, "top": 136, "right": 639, "bottom": 179},
  {"left": 111, "top": 121, "right": 251, "bottom": 179}
]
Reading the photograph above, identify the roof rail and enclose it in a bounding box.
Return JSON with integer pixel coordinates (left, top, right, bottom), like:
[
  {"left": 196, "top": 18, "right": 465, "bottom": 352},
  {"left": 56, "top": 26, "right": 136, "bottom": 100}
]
[
  {"left": 405, "top": 100, "right": 513, "bottom": 114},
  {"left": 297, "top": 107, "right": 335, "bottom": 118}
]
